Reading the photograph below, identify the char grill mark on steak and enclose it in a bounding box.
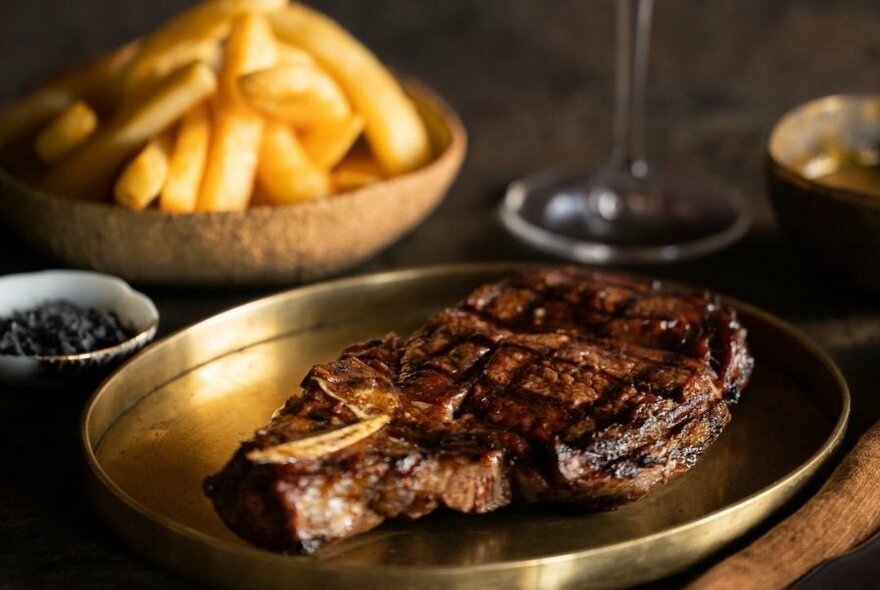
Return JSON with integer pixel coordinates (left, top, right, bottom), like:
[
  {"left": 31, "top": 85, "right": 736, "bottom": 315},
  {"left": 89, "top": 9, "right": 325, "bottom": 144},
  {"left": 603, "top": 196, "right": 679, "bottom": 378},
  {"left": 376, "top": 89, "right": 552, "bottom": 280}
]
[
  {"left": 204, "top": 268, "right": 753, "bottom": 554},
  {"left": 464, "top": 268, "right": 748, "bottom": 399},
  {"left": 461, "top": 333, "right": 724, "bottom": 482}
]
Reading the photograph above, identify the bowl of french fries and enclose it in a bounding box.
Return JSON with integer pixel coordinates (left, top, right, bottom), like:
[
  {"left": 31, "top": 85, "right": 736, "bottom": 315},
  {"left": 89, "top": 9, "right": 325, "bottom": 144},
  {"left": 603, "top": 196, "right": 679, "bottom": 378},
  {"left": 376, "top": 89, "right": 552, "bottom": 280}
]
[{"left": 0, "top": 0, "right": 465, "bottom": 286}]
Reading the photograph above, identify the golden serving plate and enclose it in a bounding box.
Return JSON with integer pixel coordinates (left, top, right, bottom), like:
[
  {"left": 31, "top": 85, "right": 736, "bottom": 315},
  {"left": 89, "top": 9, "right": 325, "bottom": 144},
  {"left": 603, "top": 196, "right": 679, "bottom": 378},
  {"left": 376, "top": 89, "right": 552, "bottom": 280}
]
[{"left": 81, "top": 264, "right": 849, "bottom": 589}]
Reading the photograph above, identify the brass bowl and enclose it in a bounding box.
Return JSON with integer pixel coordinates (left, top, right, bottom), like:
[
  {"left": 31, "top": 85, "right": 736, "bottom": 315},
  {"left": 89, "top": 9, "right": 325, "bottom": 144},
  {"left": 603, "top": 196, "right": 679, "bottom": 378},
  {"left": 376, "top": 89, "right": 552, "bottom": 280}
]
[
  {"left": 0, "top": 81, "right": 466, "bottom": 287},
  {"left": 768, "top": 94, "right": 880, "bottom": 290}
]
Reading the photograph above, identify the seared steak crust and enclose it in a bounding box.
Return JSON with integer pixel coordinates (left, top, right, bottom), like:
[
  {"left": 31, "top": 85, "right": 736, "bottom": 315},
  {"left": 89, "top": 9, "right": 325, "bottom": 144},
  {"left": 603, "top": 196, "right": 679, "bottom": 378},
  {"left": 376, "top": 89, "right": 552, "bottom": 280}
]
[{"left": 204, "top": 268, "right": 753, "bottom": 553}]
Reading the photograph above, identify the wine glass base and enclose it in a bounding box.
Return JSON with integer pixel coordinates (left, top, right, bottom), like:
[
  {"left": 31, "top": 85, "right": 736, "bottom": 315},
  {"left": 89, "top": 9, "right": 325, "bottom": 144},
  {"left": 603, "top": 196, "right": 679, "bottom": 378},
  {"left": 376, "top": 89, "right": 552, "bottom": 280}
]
[{"left": 500, "top": 168, "right": 750, "bottom": 265}]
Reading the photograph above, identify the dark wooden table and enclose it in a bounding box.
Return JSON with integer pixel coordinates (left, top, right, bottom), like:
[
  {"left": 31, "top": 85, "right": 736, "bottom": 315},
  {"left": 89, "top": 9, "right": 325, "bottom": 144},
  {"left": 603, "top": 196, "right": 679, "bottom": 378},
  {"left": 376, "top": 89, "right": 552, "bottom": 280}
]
[{"left": 2, "top": 1, "right": 879, "bottom": 588}]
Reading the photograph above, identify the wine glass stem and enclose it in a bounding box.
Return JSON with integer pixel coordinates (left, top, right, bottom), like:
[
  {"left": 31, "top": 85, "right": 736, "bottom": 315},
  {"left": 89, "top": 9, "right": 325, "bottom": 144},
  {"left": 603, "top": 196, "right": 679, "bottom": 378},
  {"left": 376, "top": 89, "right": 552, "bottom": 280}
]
[{"left": 611, "top": 0, "right": 654, "bottom": 177}]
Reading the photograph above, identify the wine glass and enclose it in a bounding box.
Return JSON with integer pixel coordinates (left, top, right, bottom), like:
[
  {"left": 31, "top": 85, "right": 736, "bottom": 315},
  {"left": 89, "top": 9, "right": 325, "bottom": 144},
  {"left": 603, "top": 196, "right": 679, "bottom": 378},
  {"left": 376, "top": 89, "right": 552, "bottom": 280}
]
[{"left": 500, "top": 0, "right": 749, "bottom": 264}]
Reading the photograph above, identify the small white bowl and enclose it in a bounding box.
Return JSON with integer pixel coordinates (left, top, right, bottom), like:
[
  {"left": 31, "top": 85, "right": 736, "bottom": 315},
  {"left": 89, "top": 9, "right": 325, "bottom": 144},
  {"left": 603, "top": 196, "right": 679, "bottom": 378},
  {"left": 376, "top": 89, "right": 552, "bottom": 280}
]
[{"left": 0, "top": 270, "right": 159, "bottom": 389}]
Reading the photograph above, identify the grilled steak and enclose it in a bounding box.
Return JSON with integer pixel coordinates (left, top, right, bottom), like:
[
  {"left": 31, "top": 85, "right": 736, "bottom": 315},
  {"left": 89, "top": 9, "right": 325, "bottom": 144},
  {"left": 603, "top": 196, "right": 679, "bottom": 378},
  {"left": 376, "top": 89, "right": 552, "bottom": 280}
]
[{"left": 204, "top": 268, "right": 753, "bottom": 554}]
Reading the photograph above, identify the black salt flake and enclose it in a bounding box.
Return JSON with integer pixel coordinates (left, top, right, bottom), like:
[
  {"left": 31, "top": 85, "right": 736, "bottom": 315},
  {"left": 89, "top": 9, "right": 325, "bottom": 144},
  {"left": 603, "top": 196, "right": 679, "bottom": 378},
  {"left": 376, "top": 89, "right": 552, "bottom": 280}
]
[{"left": 0, "top": 300, "right": 136, "bottom": 357}]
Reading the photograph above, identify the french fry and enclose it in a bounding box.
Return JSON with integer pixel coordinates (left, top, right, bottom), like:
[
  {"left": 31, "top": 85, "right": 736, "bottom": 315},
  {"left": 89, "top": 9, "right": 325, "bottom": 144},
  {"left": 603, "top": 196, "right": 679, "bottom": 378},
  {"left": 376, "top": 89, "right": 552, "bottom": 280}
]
[
  {"left": 257, "top": 121, "right": 331, "bottom": 204},
  {"left": 197, "top": 109, "right": 263, "bottom": 211},
  {"left": 34, "top": 101, "right": 98, "bottom": 163},
  {"left": 270, "top": 4, "right": 431, "bottom": 175},
  {"left": 0, "top": 41, "right": 138, "bottom": 151},
  {"left": 161, "top": 102, "right": 210, "bottom": 213},
  {"left": 219, "top": 13, "right": 280, "bottom": 106},
  {"left": 197, "top": 14, "right": 280, "bottom": 211},
  {"left": 124, "top": 0, "right": 285, "bottom": 94},
  {"left": 238, "top": 64, "right": 351, "bottom": 128},
  {"left": 8, "top": 0, "right": 436, "bottom": 213},
  {"left": 41, "top": 62, "right": 217, "bottom": 201},
  {"left": 114, "top": 131, "right": 174, "bottom": 210},
  {"left": 127, "top": 37, "right": 222, "bottom": 95},
  {"left": 277, "top": 42, "right": 316, "bottom": 67},
  {"left": 331, "top": 149, "right": 385, "bottom": 192},
  {"left": 301, "top": 114, "right": 363, "bottom": 169},
  {"left": 0, "top": 90, "right": 70, "bottom": 153},
  {"left": 80, "top": 41, "right": 144, "bottom": 113}
]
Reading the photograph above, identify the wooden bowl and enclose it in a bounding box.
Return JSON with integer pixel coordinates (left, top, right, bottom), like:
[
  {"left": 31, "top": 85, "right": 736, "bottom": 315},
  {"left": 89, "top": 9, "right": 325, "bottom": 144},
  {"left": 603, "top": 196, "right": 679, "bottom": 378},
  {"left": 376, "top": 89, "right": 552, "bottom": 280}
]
[
  {"left": 0, "top": 81, "right": 466, "bottom": 287},
  {"left": 768, "top": 94, "right": 880, "bottom": 290}
]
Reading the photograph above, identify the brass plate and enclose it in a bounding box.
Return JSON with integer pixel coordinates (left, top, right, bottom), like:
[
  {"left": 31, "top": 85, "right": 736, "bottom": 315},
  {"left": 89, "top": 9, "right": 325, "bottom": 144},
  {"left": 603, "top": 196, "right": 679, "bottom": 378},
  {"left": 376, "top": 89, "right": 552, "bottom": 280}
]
[{"left": 81, "top": 264, "right": 849, "bottom": 590}]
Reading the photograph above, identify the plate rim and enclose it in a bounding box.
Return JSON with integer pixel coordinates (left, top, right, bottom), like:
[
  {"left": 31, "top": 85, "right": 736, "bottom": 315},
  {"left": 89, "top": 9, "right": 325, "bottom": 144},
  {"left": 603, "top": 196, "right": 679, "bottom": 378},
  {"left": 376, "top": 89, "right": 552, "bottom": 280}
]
[{"left": 80, "top": 262, "right": 851, "bottom": 577}]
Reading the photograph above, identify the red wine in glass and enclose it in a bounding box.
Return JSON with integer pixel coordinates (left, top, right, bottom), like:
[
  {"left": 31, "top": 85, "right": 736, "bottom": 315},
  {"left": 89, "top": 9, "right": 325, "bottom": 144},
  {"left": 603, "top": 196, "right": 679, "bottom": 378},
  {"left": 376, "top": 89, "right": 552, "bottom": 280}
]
[{"left": 500, "top": 0, "right": 749, "bottom": 264}]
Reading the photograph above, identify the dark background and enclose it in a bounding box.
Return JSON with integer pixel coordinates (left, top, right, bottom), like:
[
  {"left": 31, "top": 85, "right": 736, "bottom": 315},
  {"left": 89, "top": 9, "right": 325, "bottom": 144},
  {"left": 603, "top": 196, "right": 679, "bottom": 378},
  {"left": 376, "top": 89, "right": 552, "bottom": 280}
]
[{"left": 1, "top": 0, "right": 880, "bottom": 588}]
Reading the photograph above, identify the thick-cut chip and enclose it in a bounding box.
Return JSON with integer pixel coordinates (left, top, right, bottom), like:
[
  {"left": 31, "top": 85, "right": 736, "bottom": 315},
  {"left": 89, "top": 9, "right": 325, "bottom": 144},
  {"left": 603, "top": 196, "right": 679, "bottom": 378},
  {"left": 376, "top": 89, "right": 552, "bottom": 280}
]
[
  {"left": 238, "top": 64, "right": 350, "bottom": 128},
  {"left": 161, "top": 102, "right": 210, "bottom": 213},
  {"left": 331, "top": 149, "right": 384, "bottom": 192},
  {"left": 124, "top": 0, "right": 285, "bottom": 94},
  {"left": 270, "top": 4, "right": 431, "bottom": 175},
  {"left": 128, "top": 39, "right": 221, "bottom": 97},
  {"left": 277, "top": 42, "right": 317, "bottom": 67},
  {"left": 81, "top": 41, "right": 144, "bottom": 113},
  {"left": 115, "top": 131, "right": 174, "bottom": 210},
  {"left": 0, "top": 90, "right": 70, "bottom": 153},
  {"left": 219, "top": 14, "right": 280, "bottom": 106},
  {"left": 197, "top": 107, "right": 263, "bottom": 211},
  {"left": 301, "top": 114, "right": 363, "bottom": 169},
  {"left": 257, "top": 121, "right": 330, "bottom": 204},
  {"left": 41, "top": 62, "right": 216, "bottom": 201},
  {"left": 197, "top": 14, "right": 280, "bottom": 212},
  {"left": 8, "top": 0, "right": 435, "bottom": 209},
  {"left": 0, "top": 42, "right": 138, "bottom": 151},
  {"left": 34, "top": 101, "right": 98, "bottom": 163}
]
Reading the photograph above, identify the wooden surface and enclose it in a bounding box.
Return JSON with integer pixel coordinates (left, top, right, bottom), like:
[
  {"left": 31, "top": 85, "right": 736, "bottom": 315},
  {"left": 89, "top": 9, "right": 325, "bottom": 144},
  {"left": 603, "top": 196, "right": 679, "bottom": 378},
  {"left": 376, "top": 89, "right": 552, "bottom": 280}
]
[{"left": 1, "top": 1, "right": 880, "bottom": 588}]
